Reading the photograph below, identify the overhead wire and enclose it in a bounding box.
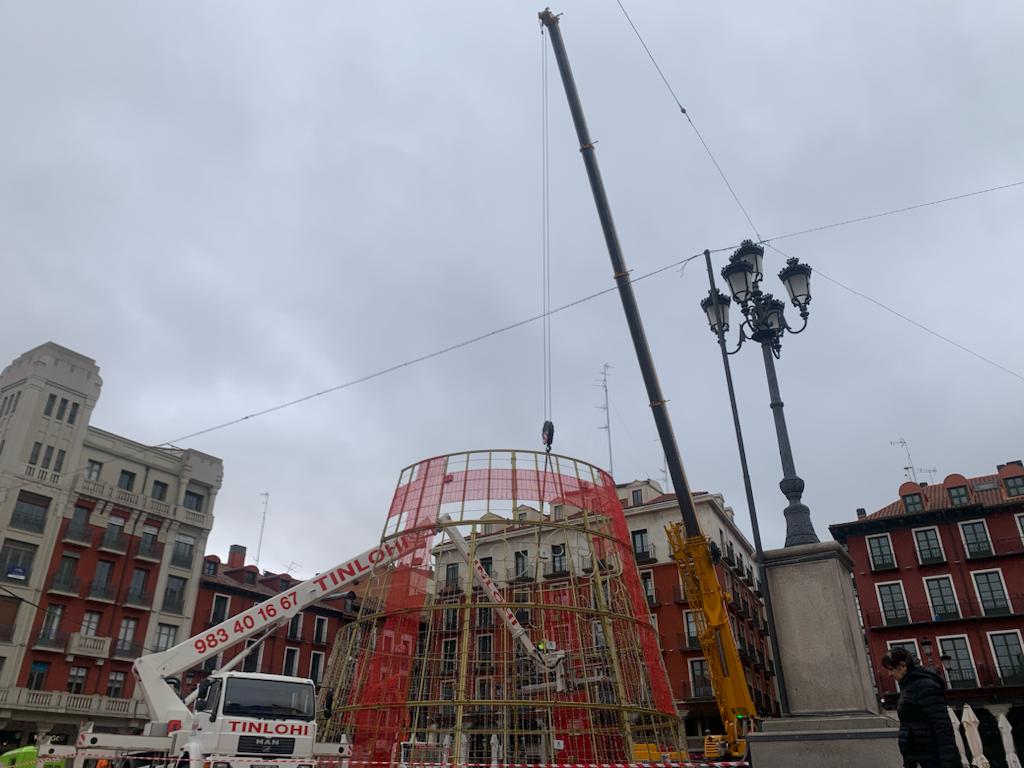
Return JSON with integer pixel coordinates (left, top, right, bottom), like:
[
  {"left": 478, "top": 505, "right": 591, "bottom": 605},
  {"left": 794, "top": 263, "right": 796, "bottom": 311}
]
[{"left": 612, "top": 0, "right": 1024, "bottom": 386}]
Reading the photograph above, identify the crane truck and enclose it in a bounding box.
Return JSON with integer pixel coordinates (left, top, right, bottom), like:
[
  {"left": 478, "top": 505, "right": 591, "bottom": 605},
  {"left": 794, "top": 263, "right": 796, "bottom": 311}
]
[{"left": 39, "top": 528, "right": 429, "bottom": 768}]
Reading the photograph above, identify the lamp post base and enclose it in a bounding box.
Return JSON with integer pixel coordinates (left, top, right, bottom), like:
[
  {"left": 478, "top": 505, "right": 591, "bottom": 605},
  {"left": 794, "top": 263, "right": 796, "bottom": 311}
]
[{"left": 780, "top": 476, "right": 819, "bottom": 547}]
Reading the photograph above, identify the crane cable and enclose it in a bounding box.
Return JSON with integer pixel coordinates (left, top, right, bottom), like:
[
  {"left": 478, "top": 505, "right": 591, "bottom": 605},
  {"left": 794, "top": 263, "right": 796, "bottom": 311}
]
[{"left": 541, "top": 26, "right": 555, "bottom": 455}]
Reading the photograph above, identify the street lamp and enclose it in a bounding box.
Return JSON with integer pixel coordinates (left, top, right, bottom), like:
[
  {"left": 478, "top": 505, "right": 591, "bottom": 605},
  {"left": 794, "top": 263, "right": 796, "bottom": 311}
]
[{"left": 701, "top": 240, "right": 819, "bottom": 547}]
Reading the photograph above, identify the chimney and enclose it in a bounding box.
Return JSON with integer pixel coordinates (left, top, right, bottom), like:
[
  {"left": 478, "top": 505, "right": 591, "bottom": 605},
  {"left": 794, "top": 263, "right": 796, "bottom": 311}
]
[
  {"left": 228, "top": 544, "right": 247, "bottom": 569},
  {"left": 998, "top": 459, "right": 1024, "bottom": 471},
  {"left": 856, "top": 508, "right": 866, "bottom": 520}
]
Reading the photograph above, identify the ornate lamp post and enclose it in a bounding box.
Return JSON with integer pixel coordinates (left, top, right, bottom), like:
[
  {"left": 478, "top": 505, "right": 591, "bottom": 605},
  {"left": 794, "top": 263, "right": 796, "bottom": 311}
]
[{"left": 701, "top": 240, "right": 819, "bottom": 547}]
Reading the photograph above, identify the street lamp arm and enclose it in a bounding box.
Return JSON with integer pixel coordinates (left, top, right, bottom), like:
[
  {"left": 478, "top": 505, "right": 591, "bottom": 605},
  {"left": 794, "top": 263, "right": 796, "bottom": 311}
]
[
  {"left": 726, "top": 327, "right": 748, "bottom": 356},
  {"left": 783, "top": 311, "right": 810, "bottom": 336}
]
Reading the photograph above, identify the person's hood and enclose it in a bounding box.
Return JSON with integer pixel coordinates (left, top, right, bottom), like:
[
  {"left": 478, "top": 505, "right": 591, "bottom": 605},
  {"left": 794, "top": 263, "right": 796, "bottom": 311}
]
[{"left": 901, "top": 666, "right": 947, "bottom": 690}]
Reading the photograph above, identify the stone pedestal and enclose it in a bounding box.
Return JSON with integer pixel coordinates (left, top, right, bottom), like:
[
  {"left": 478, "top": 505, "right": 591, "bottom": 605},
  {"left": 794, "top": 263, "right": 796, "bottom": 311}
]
[{"left": 746, "top": 542, "right": 903, "bottom": 767}]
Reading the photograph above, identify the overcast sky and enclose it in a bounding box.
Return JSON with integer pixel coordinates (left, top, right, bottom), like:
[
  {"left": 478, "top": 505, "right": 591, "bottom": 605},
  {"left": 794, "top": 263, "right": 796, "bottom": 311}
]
[{"left": 2, "top": 1, "right": 1022, "bottom": 577}]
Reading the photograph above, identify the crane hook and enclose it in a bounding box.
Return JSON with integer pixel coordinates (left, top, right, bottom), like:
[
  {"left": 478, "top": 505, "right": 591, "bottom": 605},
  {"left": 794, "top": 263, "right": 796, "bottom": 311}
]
[{"left": 541, "top": 420, "right": 554, "bottom": 453}]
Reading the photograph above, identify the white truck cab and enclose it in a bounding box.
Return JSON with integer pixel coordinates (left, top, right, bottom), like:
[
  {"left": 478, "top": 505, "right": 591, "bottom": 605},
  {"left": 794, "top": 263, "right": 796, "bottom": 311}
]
[{"left": 182, "top": 672, "right": 318, "bottom": 768}]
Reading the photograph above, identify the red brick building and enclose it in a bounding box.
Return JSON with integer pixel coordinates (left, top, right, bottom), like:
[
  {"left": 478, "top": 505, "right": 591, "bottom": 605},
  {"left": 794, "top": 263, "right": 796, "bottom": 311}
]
[
  {"left": 181, "top": 544, "right": 356, "bottom": 698},
  {"left": 830, "top": 460, "right": 1024, "bottom": 755}
]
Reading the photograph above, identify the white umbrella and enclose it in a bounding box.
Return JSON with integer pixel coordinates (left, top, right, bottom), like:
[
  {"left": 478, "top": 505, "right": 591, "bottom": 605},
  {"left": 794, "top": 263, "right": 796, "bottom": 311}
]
[
  {"left": 961, "top": 705, "right": 991, "bottom": 768},
  {"left": 998, "top": 713, "right": 1022, "bottom": 768},
  {"left": 948, "top": 707, "right": 970, "bottom": 768}
]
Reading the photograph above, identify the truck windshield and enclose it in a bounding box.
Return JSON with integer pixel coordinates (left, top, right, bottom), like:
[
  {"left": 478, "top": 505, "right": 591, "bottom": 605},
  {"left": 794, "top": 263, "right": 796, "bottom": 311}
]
[{"left": 222, "top": 678, "right": 315, "bottom": 721}]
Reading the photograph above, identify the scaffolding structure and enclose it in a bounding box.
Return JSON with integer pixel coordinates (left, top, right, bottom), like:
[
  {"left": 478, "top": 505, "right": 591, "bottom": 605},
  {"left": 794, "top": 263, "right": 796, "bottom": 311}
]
[{"left": 319, "top": 450, "right": 681, "bottom": 766}]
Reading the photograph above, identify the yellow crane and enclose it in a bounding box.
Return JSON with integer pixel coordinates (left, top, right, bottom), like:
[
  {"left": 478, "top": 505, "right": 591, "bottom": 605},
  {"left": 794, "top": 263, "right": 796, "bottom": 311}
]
[{"left": 666, "top": 522, "right": 756, "bottom": 760}]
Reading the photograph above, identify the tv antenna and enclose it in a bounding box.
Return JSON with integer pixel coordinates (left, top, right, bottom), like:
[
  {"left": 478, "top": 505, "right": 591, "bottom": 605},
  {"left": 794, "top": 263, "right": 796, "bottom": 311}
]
[
  {"left": 256, "top": 492, "right": 270, "bottom": 567},
  {"left": 595, "top": 363, "right": 613, "bottom": 476},
  {"left": 918, "top": 467, "right": 939, "bottom": 483}
]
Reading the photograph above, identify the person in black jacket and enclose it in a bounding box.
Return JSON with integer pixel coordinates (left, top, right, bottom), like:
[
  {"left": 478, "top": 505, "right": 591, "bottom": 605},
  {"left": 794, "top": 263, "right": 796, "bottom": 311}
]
[{"left": 882, "top": 647, "right": 960, "bottom": 768}]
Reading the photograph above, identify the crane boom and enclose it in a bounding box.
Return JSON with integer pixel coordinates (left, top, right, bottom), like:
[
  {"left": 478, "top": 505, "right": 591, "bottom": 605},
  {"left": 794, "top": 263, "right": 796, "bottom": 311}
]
[{"left": 133, "top": 528, "right": 425, "bottom": 727}]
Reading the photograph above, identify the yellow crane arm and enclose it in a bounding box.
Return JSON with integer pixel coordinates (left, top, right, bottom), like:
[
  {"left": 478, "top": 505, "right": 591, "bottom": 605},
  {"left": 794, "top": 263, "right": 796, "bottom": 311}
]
[{"left": 666, "top": 522, "right": 756, "bottom": 758}]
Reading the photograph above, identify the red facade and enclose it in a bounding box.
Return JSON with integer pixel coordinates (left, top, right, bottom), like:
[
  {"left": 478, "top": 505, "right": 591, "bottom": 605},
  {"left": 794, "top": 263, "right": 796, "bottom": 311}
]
[
  {"left": 831, "top": 460, "right": 1024, "bottom": 708},
  {"left": 181, "top": 544, "right": 355, "bottom": 698}
]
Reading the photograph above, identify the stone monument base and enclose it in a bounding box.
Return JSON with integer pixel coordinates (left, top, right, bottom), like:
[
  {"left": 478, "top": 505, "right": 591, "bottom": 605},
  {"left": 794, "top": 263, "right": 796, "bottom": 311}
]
[{"left": 747, "top": 714, "right": 902, "bottom": 768}]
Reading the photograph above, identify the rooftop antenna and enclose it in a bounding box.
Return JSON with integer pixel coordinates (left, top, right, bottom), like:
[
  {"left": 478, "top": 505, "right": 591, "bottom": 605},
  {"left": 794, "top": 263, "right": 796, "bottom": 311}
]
[
  {"left": 890, "top": 438, "right": 918, "bottom": 483},
  {"left": 284, "top": 561, "right": 301, "bottom": 576},
  {"left": 918, "top": 467, "right": 939, "bottom": 483},
  {"left": 256, "top": 492, "right": 269, "bottom": 567},
  {"left": 595, "top": 363, "right": 613, "bottom": 477}
]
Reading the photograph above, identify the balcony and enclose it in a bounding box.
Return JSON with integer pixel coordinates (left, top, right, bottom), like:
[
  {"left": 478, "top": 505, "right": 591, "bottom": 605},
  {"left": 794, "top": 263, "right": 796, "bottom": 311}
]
[
  {"left": 33, "top": 629, "right": 68, "bottom": 651},
  {"left": 113, "top": 487, "right": 139, "bottom": 507},
  {"left": 135, "top": 539, "right": 163, "bottom": 562},
  {"left": 918, "top": 550, "right": 946, "bottom": 566},
  {"left": 99, "top": 529, "right": 129, "bottom": 553},
  {"left": 67, "top": 632, "right": 111, "bottom": 658},
  {"left": 673, "top": 584, "right": 687, "bottom": 603},
  {"left": 170, "top": 549, "right": 194, "bottom": 569},
  {"left": 645, "top": 588, "right": 661, "bottom": 608},
  {"left": 0, "top": 687, "right": 148, "bottom": 720},
  {"left": 163, "top": 597, "right": 185, "bottom": 615},
  {"left": 124, "top": 589, "right": 153, "bottom": 608},
  {"left": 87, "top": 580, "right": 116, "bottom": 602},
  {"left": 722, "top": 551, "right": 736, "bottom": 568},
  {"left": 507, "top": 565, "right": 535, "bottom": 584},
  {"left": 677, "top": 632, "right": 701, "bottom": 651},
  {"left": 112, "top": 639, "right": 143, "bottom": 659},
  {"left": 48, "top": 574, "right": 81, "bottom": 596},
  {"left": 543, "top": 560, "right": 570, "bottom": 579},
  {"left": 9, "top": 507, "right": 47, "bottom": 534},
  {"left": 63, "top": 522, "right": 93, "bottom": 545},
  {"left": 633, "top": 544, "right": 657, "bottom": 565},
  {"left": 946, "top": 666, "right": 980, "bottom": 690},
  {"left": 863, "top": 595, "right": 1022, "bottom": 628},
  {"left": 870, "top": 555, "right": 898, "bottom": 572},
  {"left": 681, "top": 680, "right": 715, "bottom": 701}
]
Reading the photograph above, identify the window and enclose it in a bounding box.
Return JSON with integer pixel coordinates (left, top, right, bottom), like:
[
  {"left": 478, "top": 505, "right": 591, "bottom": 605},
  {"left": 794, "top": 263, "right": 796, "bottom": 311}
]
[
  {"left": 27, "top": 661, "right": 50, "bottom": 690},
  {"left": 211, "top": 595, "right": 230, "bottom": 624},
  {"left": 28, "top": 442, "right": 42, "bottom": 466},
  {"left": 867, "top": 535, "right": 896, "bottom": 570},
  {"left": 689, "top": 659, "right": 712, "bottom": 697},
  {"left": 92, "top": 560, "right": 114, "bottom": 597},
  {"left": 924, "top": 576, "right": 959, "bottom": 620},
  {"left": 245, "top": 572, "right": 257, "bottom": 584},
  {"left": 477, "top": 633, "right": 493, "bottom": 661},
  {"left": 445, "top": 563, "right": 460, "bottom": 587},
  {"left": 948, "top": 486, "right": 970, "bottom": 507},
  {"left": 593, "top": 619, "right": 607, "bottom": 648},
  {"left": 40, "top": 604, "right": 64, "bottom": 640},
  {"left": 443, "top": 607, "right": 459, "bottom": 631},
  {"left": 54, "top": 555, "right": 78, "bottom": 590},
  {"left": 0, "top": 539, "right": 37, "bottom": 582},
  {"left": 288, "top": 613, "right": 303, "bottom": 640},
  {"left": 1007, "top": 476, "right": 1024, "bottom": 498},
  {"left": 442, "top": 638, "right": 457, "bottom": 674},
  {"left": 314, "top": 616, "right": 328, "bottom": 644},
  {"left": 106, "top": 671, "right": 126, "bottom": 698},
  {"left": 67, "top": 666, "right": 87, "bottom": 694},
  {"left": 283, "top": 647, "right": 300, "bottom": 676},
  {"left": 961, "top": 521, "right": 993, "bottom": 558},
  {"left": 913, "top": 528, "right": 945, "bottom": 565},
  {"left": 988, "top": 632, "right": 1024, "bottom": 685},
  {"left": 553, "top": 505, "right": 564, "bottom": 521},
  {"left": 479, "top": 557, "right": 493, "bottom": 577},
  {"left": 279, "top": 578, "right": 290, "bottom": 591},
  {"left": 183, "top": 491, "right": 205, "bottom": 513},
  {"left": 81, "top": 611, "right": 101, "bottom": 637},
  {"left": 242, "top": 640, "right": 262, "bottom": 673},
  {"left": 151, "top": 481, "right": 168, "bottom": 501},
  {"left": 973, "top": 571, "right": 1009, "bottom": 616},
  {"left": 550, "top": 544, "right": 566, "bottom": 573},
  {"left": 903, "top": 494, "right": 924, "bottom": 513},
  {"left": 67, "top": 402, "right": 79, "bottom": 424},
  {"left": 517, "top": 510, "right": 528, "bottom": 522},
  {"left": 12, "top": 492, "right": 50, "bottom": 534},
  {"left": 140, "top": 525, "right": 159, "bottom": 557},
  {"left": 514, "top": 550, "right": 528, "bottom": 578},
  {"left": 202, "top": 654, "right": 221, "bottom": 673},
  {"left": 154, "top": 623, "right": 177, "bottom": 652},
  {"left": 85, "top": 460, "right": 102, "bottom": 481},
  {"left": 56, "top": 398, "right": 68, "bottom": 420},
  {"left": 53, "top": 450, "right": 66, "bottom": 474},
  {"left": 477, "top": 607, "right": 493, "bottom": 628},
  {"left": 118, "top": 470, "right": 136, "bottom": 491},
  {"left": 127, "top": 568, "right": 149, "bottom": 601},
  {"left": 877, "top": 583, "right": 909, "bottom": 625},
  {"left": 631, "top": 489, "right": 643, "bottom": 506},
  {"left": 476, "top": 677, "right": 492, "bottom": 700},
  {"left": 641, "top": 571, "right": 656, "bottom": 603},
  {"left": 163, "top": 575, "right": 187, "bottom": 613},
  {"left": 116, "top": 617, "right": 138, "bottom": 654},
  {"left": 44, "top": 394, "right": 57, "bottom": 416},
  {"left": 203, "top": 559, "right": 217, "bottom": 576},
  {"left": 684, "top": 611, "right": 699, "bottom": 646},
  {"left": 42, "top": 446, "right": 54, "bottom": 470},
  {"left": 11, "top": 392, "right": 19, "bottom": 412},
  {"left": 310, "top": 651, "right": 324, "bottom": 684},
  {"left": 938, "top": 636, "right": 977, "bottom": 689},
  {"left": 632, "top": 529, "right": 650, "bottom": 559},
  {"left": 172, "top": 534, "right": 195, "bottom": 568}
]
